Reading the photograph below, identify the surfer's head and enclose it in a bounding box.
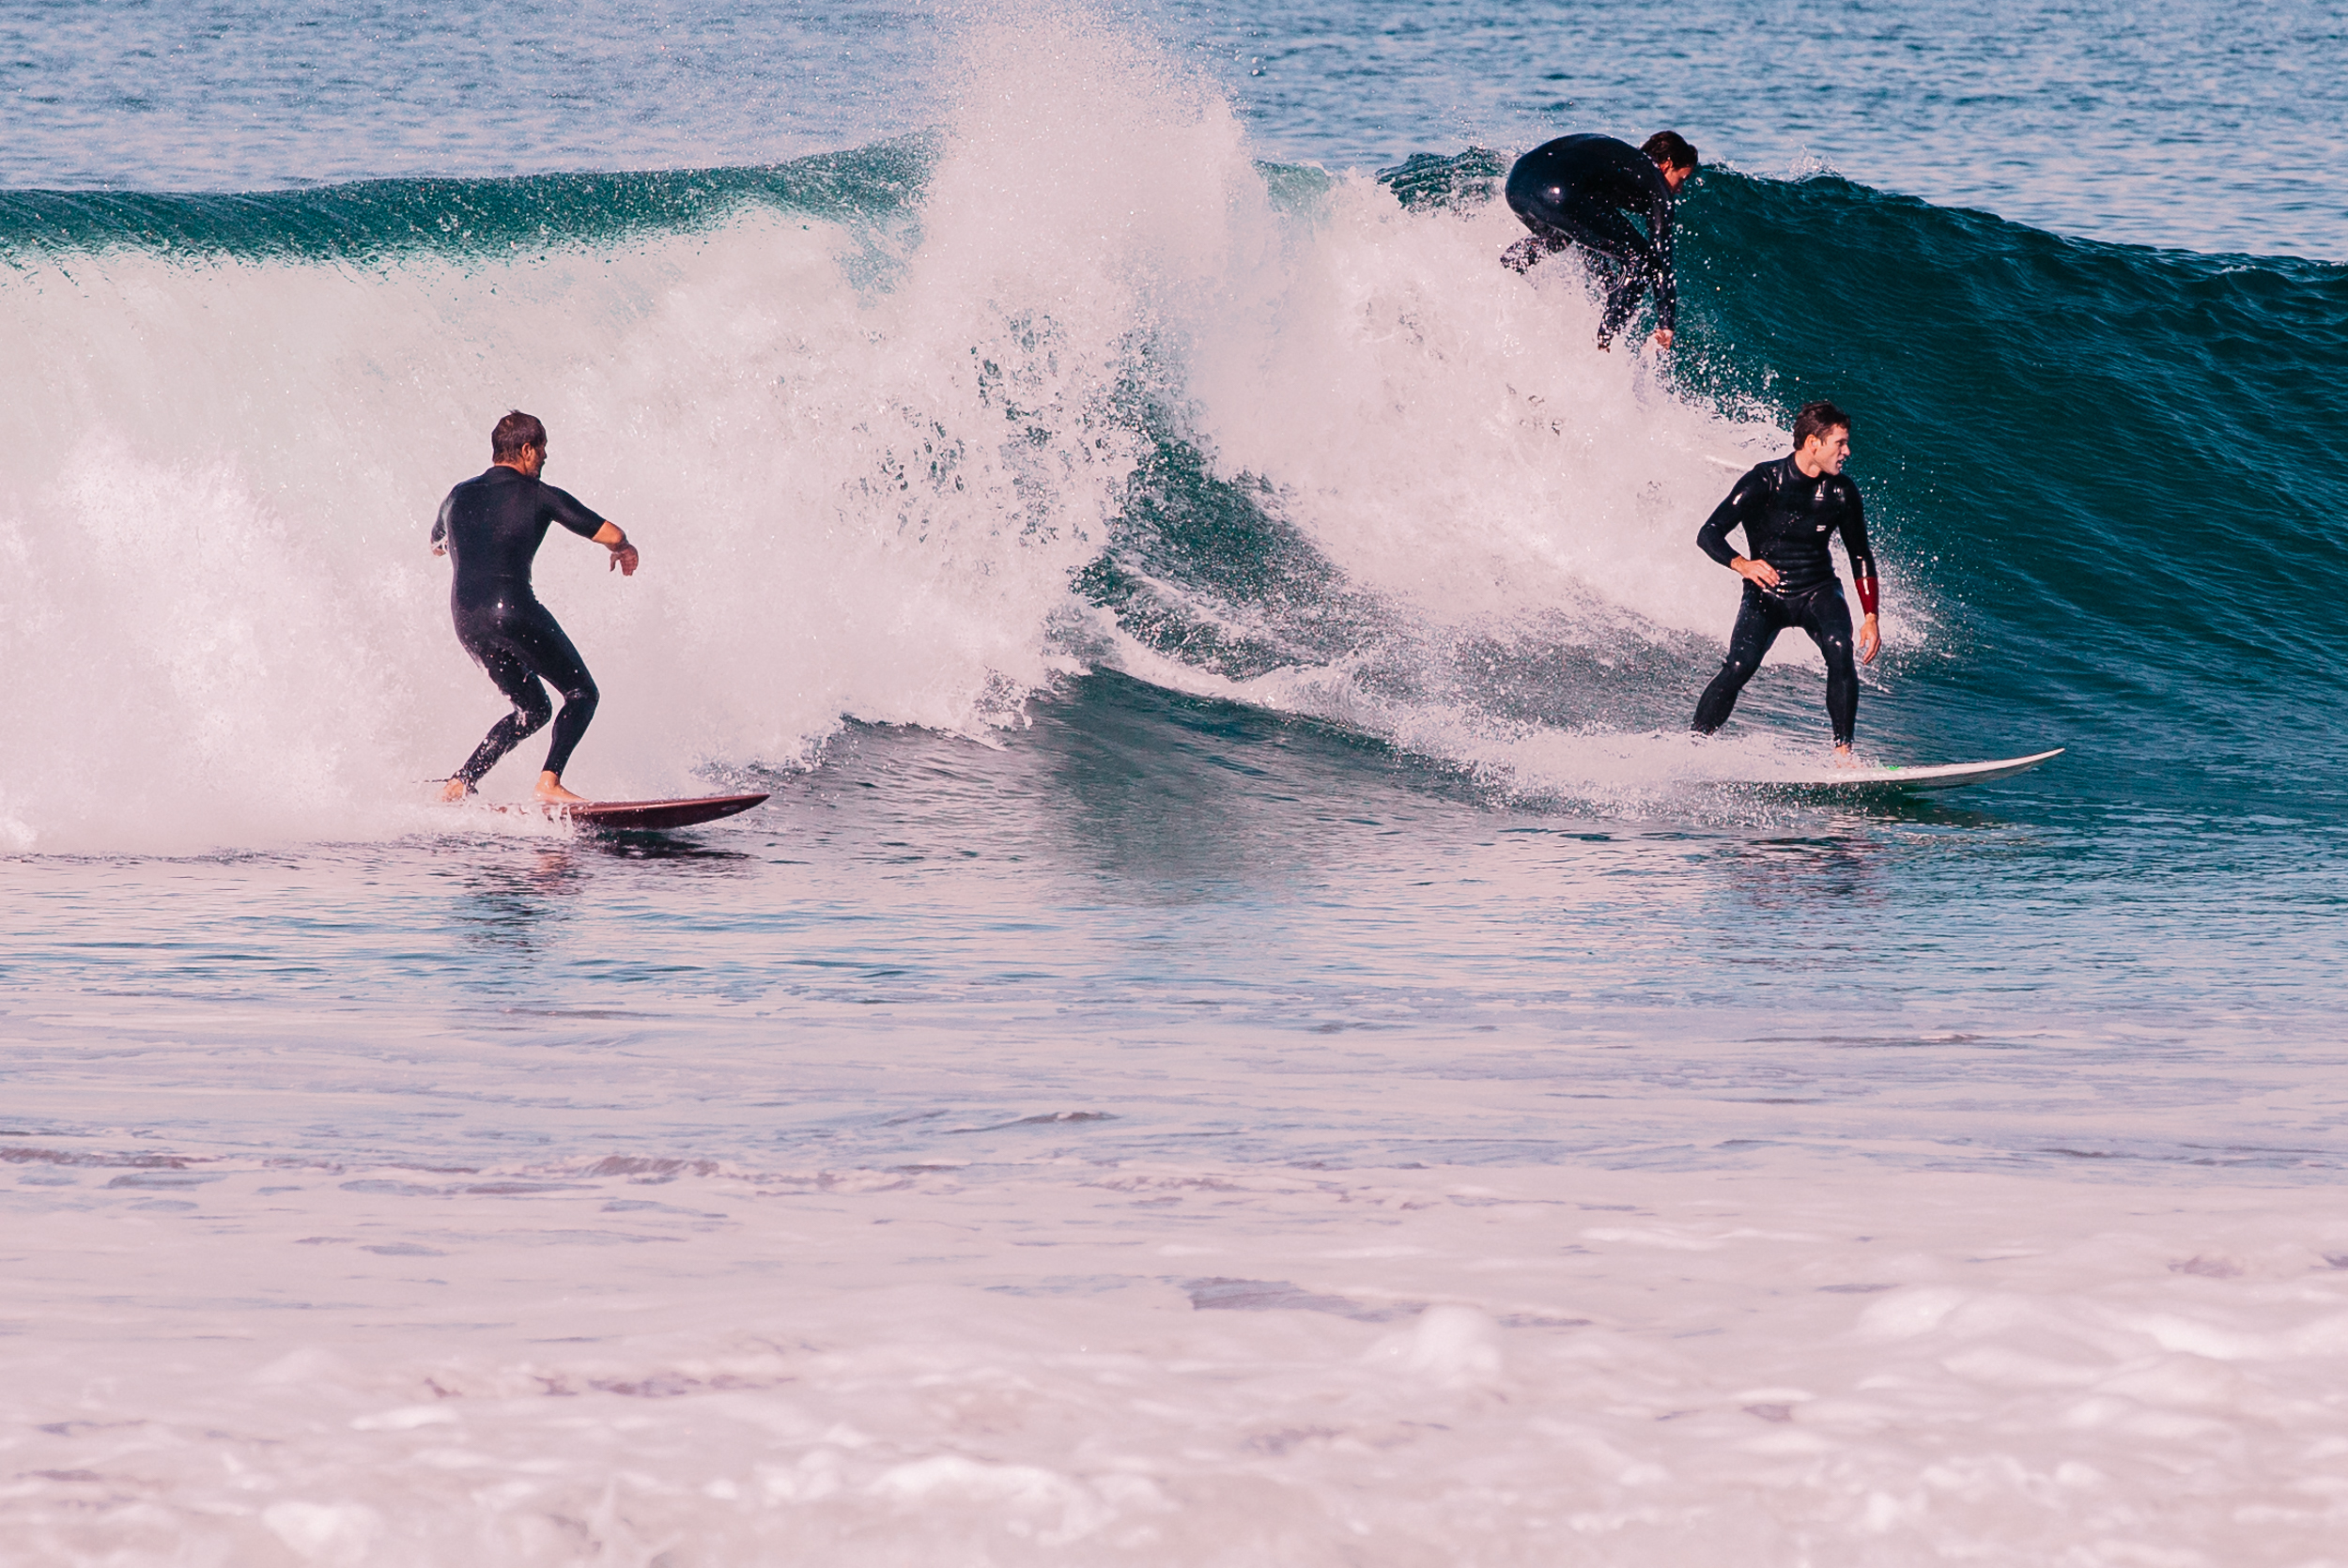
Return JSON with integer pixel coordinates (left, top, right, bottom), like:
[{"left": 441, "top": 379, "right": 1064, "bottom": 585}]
[
  {"left": 1642, "top": 130, "right": 1698, "bottom": 191},
  {"left": 491, "top": 409, "right": 548, "bottom": 476},
  {"left": 1792, "top": 401, "right": 1852, "bottom": 476}
]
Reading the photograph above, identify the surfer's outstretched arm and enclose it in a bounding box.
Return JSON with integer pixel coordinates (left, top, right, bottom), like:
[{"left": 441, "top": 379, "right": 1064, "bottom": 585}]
[{"left": 590, "top": 521, "right": 640, "bottom": 576}]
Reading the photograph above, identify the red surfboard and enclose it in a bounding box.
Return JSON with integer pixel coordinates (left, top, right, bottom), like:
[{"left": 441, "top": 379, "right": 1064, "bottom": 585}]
[{"left": 556, "top": 792, "right": 770, "bottom": 830}]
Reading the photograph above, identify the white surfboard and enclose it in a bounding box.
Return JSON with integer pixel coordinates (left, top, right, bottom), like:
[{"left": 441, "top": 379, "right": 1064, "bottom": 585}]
[{"left": 1734, "top": 747, "right": 2065, "bottom": 793}]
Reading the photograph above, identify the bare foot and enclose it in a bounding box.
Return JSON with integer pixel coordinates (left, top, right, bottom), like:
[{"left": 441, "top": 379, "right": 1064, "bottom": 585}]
[
  {"left": 534, "top": 771, "right": 588, "bottom": 805},
  {"left": 1831, "top": 746, "right": 1863, "bottom": 769},
  {"left": 438, "top": 776, "right": 471, "bottom": 803}
]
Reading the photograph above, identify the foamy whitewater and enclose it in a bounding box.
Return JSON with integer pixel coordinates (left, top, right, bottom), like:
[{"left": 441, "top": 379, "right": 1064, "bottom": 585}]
[
  {"left": 6, "top": 2, "right": 2348, "bottom": 1563},
  {"left": 0, "top": 30, "right": 1839, "bottom": 855}
]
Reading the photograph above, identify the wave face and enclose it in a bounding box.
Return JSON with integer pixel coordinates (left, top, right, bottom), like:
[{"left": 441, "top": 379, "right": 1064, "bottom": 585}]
[
  {"left": 3, "top": 23, "right": 2344, "bottom": 852},
  {"left": 1668, "top": 169, "right": 2348, "bottom": 807}
]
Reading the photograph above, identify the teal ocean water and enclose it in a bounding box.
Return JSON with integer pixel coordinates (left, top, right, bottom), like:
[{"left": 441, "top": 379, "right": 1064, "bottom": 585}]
[{"left": 5, "top": 3, "right": 2347, "bottom": 1562}]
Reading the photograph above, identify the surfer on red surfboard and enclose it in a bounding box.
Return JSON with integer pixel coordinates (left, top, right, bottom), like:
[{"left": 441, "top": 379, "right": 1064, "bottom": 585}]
[{"left": 430, "top": 410, "right": 640, "bottom": 806}]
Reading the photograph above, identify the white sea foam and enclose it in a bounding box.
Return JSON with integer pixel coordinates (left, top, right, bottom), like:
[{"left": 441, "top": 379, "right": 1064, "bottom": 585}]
[
  {"left": 0, "top": 202, "right": 1125, "bottom": 851},
  {"left": 0, "top": 9, "right": 1906, "bottom": 853},
  {"left": 8, "top": 1149, "right": 2346, "bottom": 1565}
]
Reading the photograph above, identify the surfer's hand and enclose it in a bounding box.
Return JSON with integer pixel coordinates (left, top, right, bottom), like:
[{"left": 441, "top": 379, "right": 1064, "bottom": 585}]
[
  {"left": 1733, "top": 556, "right": 1780, "bottom": 590},
  {"left": 1858, "top": 613, "right": 1880, "bottom": 665},
  {"left": 609, "top": 543, "right": 640, "bottom": 576}
]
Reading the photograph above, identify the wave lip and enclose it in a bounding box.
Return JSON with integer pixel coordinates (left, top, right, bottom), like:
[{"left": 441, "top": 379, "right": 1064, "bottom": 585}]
[{"left": 0, "top": 141, "right": 937, "bottom": 264}]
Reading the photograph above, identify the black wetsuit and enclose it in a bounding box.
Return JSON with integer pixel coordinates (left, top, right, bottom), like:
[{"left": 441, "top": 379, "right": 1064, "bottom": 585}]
[
  {"left": 432, "top": 466, "right": 607, "bottom": 788},
  {"left": 1503, "top": 134, "right": 1676, "bottom": 347},
  {"left": 1691, "top": 456, "right": 1879, "bottom": 747}
]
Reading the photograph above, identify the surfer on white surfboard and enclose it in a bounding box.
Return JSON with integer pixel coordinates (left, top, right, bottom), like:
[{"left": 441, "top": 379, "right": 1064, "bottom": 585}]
[
  {"left": 1690, "top": 400, "right": 1880, "bottom": 761},
  {"left": 431, "top": 410, "right": 640, "bottom": 806}
]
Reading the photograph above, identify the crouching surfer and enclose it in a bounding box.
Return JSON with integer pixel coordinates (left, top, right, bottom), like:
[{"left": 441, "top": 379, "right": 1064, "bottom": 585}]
[
  {"left": 1691, "top": 400, "right": 1881, "bottom": 761},
  {"left": 431, "top": 410, "right": 640, "bottom": 805},
  {"left": 1502, "top": 131, "right": 1697, "bottom": 351}
]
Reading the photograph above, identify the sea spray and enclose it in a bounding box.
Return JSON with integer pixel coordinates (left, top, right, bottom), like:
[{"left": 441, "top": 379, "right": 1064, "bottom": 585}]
[
  {"left": 0, "top": 17, "right": 1817, "bottom": 852},
  {"left": 0, "top": 20, "right": 1230, "bottom": 851}
]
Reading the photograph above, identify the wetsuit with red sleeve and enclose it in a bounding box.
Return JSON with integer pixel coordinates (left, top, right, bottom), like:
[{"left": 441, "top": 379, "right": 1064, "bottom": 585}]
[
  {"left": 432, "top": 466, "right": 608, "bottom": 790},
  {"left": 1691, "top": 455, "right": 1880, "bottom": 747}
]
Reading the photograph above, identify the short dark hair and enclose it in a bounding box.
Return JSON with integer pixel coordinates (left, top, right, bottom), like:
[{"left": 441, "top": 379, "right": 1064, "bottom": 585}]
[
  {"left": 491, "top": 409, "right": 547, "bottom": 460},
  {"left": 1642, "top": 131, "right": 1698, "bottom": 171},
  {"left": 1792, "top": 400, "right": 1851, "bottom": 449}
]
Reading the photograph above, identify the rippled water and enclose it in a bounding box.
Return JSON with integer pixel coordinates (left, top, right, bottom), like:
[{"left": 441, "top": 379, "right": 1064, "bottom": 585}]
[
  {"left": 8, "top": 0, "right": 2344, "bottom": 254},
  {"left": 9, "top": 678, "right": 2343, "bottom": 1175}
]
